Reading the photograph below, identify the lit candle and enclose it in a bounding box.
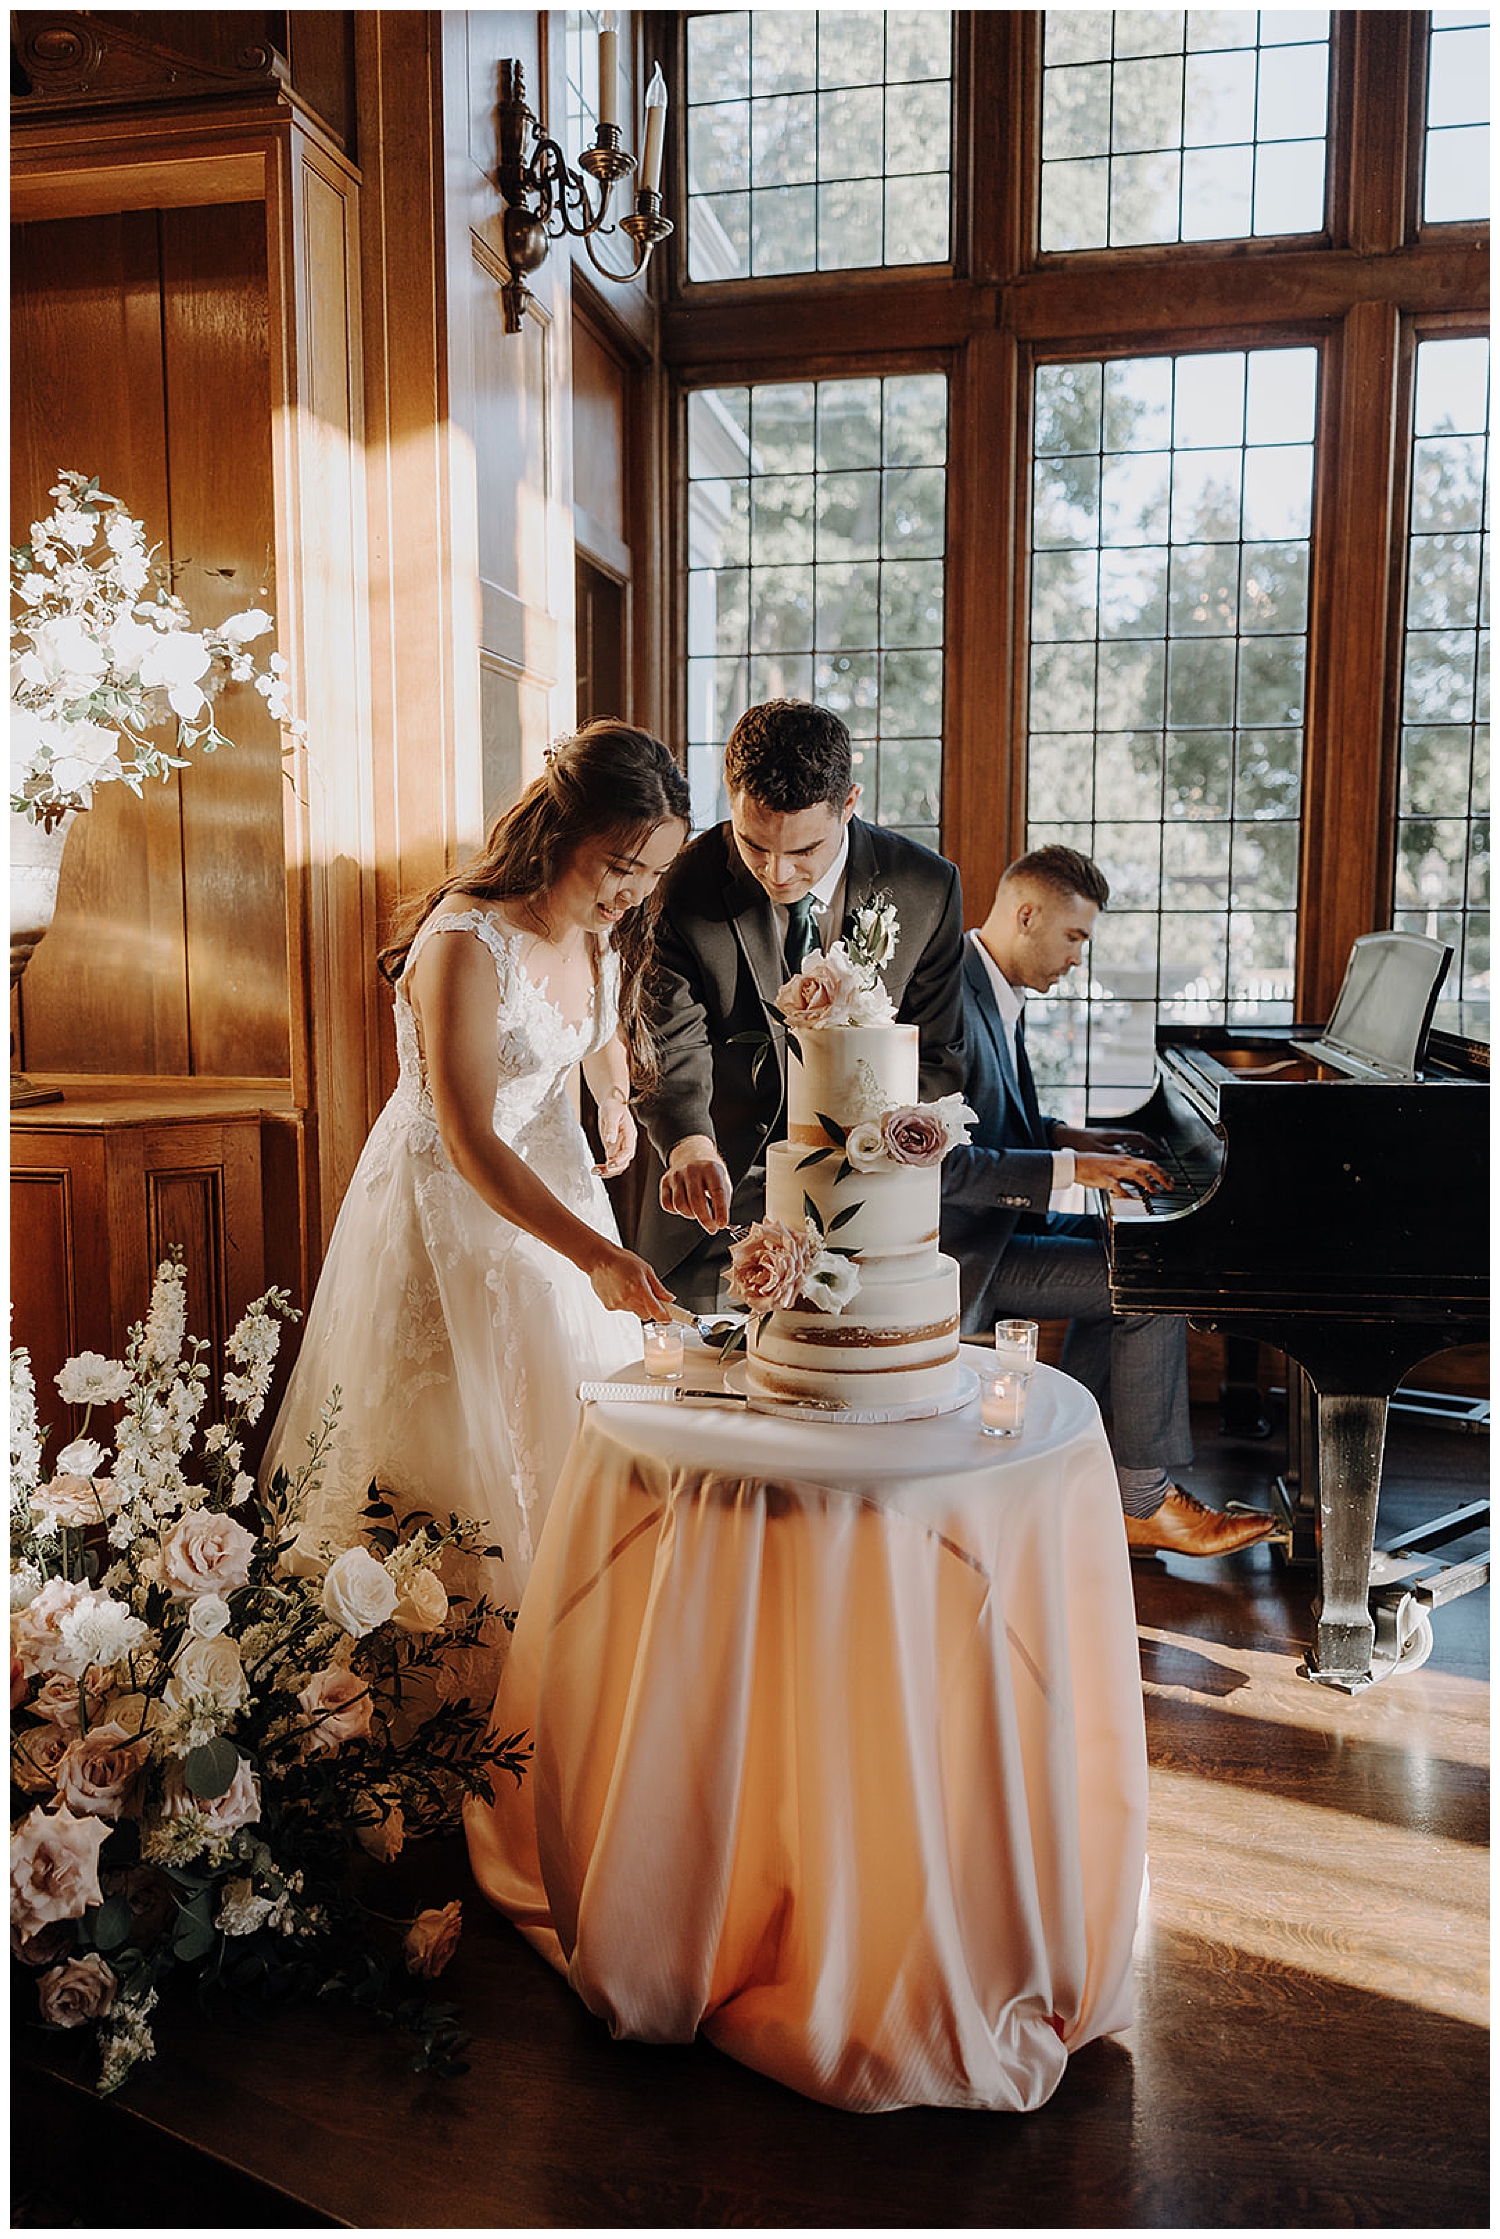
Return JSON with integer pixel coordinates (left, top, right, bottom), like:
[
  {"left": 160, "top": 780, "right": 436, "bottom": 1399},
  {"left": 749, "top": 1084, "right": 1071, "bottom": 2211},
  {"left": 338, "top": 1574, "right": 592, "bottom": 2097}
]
[
  {"left": 993, "top": 1318, "right": 1039, "bottom": 1371},
  {"left": 980, "top": 1372, "right": 1029, "bottom": 1438},
  {"left": 641, "top": 62, "right": 668, "bottom": 196},
  {"left": 642, "top": 1321, "right": 685, "bottom": 1380},
  {"left": 597, "top": 12, "right": 618, "bottom": 129}
]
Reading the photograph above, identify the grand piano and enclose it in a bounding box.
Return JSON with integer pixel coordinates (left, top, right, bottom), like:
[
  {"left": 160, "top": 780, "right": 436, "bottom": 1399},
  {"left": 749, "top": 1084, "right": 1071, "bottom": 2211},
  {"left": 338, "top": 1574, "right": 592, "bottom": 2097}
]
[{"left": 1102, "top": 930, "right": 1489, "bottom": 1691}]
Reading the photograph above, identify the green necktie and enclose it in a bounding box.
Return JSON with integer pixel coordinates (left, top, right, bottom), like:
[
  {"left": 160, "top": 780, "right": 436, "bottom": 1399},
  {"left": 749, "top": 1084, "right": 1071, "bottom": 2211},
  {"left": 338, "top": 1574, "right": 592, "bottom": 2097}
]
[{"left": 783, "top": 894, "right": 818, "bottom": 977}]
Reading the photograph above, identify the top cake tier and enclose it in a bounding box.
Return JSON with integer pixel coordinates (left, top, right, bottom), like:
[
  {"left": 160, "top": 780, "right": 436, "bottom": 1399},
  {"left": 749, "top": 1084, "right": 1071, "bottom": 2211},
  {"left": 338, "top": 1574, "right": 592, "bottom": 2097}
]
[{"left": 786, "top": 1022, "right": 919, "bottom": 1144}]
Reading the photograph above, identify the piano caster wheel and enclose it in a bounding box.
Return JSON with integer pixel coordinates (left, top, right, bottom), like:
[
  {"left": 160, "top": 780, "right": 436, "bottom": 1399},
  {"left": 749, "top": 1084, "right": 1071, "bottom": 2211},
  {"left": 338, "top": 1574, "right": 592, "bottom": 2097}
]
[{"left": 1393, "top": 1610, "right": 1435, "bottom": 1675}]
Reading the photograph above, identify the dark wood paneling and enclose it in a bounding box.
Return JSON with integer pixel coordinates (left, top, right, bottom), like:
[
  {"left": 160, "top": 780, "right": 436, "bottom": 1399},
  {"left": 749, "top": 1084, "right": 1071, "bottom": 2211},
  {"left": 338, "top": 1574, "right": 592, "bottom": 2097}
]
[
  {"left": 160, "top": 201, "right": 288, "bottom": 1078},
  {"left": 11, "top": 209, "right": 184, "bottom": 1074},
  {"left": 12, "top": 202, "right": 286, "bottom": 1079},
  {"left": 11, "top": 1082, "right": 289, "bottom": 1450}
]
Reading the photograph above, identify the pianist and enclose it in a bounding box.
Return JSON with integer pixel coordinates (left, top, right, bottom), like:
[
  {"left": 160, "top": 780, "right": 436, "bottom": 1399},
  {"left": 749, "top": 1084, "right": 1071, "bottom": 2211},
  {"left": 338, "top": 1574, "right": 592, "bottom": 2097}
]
[{"left": 941, "top": 845, "right": 1275, "bottom": 1561}]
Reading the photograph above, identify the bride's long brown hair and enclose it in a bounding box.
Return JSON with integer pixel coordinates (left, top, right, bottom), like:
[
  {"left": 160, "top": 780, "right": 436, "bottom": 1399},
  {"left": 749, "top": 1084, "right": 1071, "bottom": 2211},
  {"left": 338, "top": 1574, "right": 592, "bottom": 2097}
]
[{"left": 378, "top": 720, "right": 690, "bottom": 1088}]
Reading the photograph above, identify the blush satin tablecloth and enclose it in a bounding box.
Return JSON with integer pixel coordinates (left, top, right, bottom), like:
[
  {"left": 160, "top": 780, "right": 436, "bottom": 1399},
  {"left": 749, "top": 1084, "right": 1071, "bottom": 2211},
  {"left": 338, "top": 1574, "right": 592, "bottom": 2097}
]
[{"left": 464, "top": 1348, "right": 1148, "bottom": 2114}]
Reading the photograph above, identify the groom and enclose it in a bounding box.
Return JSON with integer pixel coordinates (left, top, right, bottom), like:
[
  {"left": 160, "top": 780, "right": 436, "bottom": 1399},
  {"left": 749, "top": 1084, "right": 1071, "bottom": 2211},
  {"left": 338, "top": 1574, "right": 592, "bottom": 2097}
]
[{"left": 635, "top": 699, "right": 965, "bottom": 1312}]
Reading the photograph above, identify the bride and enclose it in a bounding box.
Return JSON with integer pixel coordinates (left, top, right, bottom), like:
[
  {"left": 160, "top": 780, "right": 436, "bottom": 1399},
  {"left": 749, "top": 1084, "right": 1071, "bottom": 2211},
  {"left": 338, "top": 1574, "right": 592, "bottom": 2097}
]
[{"left": 261, "top": 720, "right": 688, "bottom": 1616}]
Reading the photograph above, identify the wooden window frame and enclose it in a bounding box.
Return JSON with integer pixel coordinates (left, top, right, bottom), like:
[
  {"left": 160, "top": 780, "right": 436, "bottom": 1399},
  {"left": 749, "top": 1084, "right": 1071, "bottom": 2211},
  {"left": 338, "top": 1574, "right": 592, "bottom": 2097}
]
[{"left": 656, "top": 11, "right": 1488, "bottom": 1018}]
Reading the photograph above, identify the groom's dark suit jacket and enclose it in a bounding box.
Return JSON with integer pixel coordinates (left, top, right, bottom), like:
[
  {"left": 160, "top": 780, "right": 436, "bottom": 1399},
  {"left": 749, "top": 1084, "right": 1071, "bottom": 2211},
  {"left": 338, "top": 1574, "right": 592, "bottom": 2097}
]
[
  {"left": 938, "top": 938, "right": 1068, "bottom": 1327},
  {"left": 635, "top": 815, "right": 965, "bottom": 1284}
]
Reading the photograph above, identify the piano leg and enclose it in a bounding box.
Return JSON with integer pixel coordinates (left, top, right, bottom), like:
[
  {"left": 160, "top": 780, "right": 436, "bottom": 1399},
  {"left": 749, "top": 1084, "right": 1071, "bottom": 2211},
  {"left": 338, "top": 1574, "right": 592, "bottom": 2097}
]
[{"left": 1303, "top": 1391, "right": 1389, "bottom": 1693}]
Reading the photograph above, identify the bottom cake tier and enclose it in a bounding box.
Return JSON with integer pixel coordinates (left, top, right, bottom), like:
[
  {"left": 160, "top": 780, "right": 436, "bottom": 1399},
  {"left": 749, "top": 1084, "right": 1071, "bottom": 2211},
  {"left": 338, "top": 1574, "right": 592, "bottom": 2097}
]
[{"left": 745, "top": 1252, "right": 962, "bottom": 1409}]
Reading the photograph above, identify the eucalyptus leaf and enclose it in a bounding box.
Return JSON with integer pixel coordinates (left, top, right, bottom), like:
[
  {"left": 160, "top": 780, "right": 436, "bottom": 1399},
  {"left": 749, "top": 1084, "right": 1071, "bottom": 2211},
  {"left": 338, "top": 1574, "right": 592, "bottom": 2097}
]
[
  {"left": 827, "top": 1202, "right": 863, "bottom": 1233},
  {"left": 89, "top": 1894, "right": 134, "bottom": 1953},
  {"left": 815, "top": 1111, "right": 848, "bottom": 1145},
  {"left": 185, "top": 1735, "right": 241, "bottom": 1801},
  {"left": 796, "top": 1147, "right": 835, "bottom": 1168}
]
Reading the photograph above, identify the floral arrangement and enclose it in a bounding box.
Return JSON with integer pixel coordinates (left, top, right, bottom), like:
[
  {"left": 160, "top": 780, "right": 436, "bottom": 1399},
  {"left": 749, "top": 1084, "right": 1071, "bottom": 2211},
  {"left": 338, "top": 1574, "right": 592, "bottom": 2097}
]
[
  {"left": 10, "top": 1253, "right": 525, "bottom": 2095},
  {"left": 726, "top": 1213, "right": 862, "bottom": 1316},
  {"left": 810, "top": 1091, "right": 977, "bottom": 1178},
  {"left": 10, "top": 470, "right": 304, "bottom": 829},
  {"left": 774, "top": 893, "right": 901, "bottom": 1031}
]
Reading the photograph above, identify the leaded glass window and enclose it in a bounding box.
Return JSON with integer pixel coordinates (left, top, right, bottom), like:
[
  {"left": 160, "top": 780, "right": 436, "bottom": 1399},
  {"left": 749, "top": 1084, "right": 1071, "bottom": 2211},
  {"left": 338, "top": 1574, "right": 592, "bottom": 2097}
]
[
  {"left": 1393, "top": 335, "right": 1489, "bottom": 1005},
  {"left": 1039, "top": 9, "right": 1331, "bottom": 253},
  {"left": 685, "top": 10, "right": 953, "bottom": 280},
  {"left": 685, "top": 374, "right": 948, "bottom": 843},
  {"left": 1024, "top": 345, "right": 1319, "bottom": 1119},
  {"left": 1423, "top": 10, "right": 1490, "bottom": 225}
]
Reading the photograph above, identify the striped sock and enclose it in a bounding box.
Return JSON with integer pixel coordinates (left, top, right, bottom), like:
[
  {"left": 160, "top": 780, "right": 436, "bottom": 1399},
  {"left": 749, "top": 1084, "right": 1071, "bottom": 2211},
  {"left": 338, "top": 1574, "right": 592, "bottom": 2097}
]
[{"left": 1118, "top": 1466, "right": 1170, "bottom": 1518}]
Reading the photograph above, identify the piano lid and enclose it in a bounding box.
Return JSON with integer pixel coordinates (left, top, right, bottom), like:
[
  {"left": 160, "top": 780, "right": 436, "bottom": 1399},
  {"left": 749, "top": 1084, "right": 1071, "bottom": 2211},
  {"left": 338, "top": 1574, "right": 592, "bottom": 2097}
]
[{"left": 1290, "top": 930, "right": 1452, "bottom": 1083}]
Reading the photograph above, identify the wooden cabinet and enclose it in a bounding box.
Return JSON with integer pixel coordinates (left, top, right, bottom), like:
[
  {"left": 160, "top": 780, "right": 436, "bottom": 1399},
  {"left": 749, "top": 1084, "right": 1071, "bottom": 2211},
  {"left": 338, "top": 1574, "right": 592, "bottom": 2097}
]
[{"left": 11, "top": 1078, "right": 303, "bottom": 1447}]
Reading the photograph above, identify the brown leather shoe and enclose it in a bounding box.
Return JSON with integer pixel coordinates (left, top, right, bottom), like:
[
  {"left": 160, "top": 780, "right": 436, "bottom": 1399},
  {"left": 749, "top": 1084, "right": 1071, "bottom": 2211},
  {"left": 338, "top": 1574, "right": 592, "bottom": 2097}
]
[{"left": 1124, "top": 1486, "right": 1277, "bottom": 1559}]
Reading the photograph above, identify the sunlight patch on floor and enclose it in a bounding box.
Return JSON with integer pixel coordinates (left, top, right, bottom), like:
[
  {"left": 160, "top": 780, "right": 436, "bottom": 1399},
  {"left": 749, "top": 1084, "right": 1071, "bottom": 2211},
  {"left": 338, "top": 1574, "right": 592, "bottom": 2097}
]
[
  {"left": 1142, "top": 1765, "right": 1489, "bottom": 2027},
  {"left": 1137, "top": 1624, "right": 1490, "bottom": 1768}
]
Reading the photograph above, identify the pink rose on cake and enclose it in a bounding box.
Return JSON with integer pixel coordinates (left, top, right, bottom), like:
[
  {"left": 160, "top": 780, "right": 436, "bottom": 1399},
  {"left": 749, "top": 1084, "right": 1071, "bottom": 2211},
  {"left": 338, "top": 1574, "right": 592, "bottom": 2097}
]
[
  {"left": 775, "top": 941, "right": 896, "bottom": 1029},
  {"left": 727, "top": 1218, "right": 817, "bottom": 1309},
  {"left": 727, "top": 1217, "right": 862, "bottom": 1314},
  {"left": 845, "top": 1092, "right": 978, "bottom": 1171}
]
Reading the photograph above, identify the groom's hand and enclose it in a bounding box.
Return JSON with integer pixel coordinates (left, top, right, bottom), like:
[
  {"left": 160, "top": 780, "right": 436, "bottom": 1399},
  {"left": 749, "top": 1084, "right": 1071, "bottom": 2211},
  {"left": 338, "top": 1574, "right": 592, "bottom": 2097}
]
[{"left": 661, "top": 1136, "right": 733, "bottom": 1232}]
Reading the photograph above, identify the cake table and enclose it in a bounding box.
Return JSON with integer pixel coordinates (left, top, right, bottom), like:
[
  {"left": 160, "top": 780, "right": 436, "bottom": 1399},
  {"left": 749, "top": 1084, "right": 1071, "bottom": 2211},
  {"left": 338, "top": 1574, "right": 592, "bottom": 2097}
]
[{"left": 463, "top": 1346, "right": 1148, "bottom": 2114}]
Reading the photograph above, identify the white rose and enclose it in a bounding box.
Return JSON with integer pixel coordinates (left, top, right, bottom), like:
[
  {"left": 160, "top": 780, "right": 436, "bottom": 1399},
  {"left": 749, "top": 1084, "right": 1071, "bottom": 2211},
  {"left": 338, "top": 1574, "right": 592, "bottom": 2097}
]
[
  {"left": 843, "top": 1120, "right": 889, "bottom": 1172},
  {"left": 392, "top": 1568, "right": 449, "bottom": 1635},
  {"left": 321, "top": 1548, "right": 398, "bottom": 1639},
  {"left": 186, "top": 1594, "right": 232, "bottom": 1640},
  {"left": 162, "top": 1632, "right": 247, "bottom": 1715}
]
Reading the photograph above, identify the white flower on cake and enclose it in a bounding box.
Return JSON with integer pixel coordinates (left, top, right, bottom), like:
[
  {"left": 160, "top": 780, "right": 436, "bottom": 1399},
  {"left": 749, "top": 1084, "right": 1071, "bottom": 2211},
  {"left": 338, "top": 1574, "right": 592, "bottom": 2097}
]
[
  {"left": 775, "top": 940, "right": 897, "bottom": 1029},
  {"left": 726, "top": 1215, "right": 862, "bottom": 1314}
]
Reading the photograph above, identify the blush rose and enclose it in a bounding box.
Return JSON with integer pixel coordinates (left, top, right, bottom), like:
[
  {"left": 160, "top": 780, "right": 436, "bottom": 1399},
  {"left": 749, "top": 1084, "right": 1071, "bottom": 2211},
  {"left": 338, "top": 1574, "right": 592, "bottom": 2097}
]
[
  {"left": 403, "top": 1899, "right": 462, "bottom": 1978},
  {"left": 10, "top": 1802, "right": 111, "bottom": 1936},
  {"left": 37, "top": 1952, "right": 118, "bottom": 2028},
  {"left": 726, "top": 1219, "right": 816, "bottom": 1311},
  {"left": 297, "top": 1666, "right": 375, "bottom": 1754},
  {"left": 160, "top": 1510, "right": 256, "bottom": 1599},
  {"left": 881, "top": 1106, "right": 949, "bottom": 1166},
  {"left": 52, "top": 1721, "right": 152, "bottom": 1820}
]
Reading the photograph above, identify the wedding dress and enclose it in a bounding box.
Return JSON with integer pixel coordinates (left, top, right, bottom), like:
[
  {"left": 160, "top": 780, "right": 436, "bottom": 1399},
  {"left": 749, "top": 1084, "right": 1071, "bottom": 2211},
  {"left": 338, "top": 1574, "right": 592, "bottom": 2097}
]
[{"left": 261, "top": 909, "right": 641, "bottom": 1612}]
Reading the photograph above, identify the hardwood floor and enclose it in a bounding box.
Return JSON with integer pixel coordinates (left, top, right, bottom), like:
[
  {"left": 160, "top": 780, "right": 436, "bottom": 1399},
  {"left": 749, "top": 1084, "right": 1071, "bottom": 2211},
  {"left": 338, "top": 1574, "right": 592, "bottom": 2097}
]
[{"left": 13, "top": 1404, "right": 1489, "bottom": 2230}]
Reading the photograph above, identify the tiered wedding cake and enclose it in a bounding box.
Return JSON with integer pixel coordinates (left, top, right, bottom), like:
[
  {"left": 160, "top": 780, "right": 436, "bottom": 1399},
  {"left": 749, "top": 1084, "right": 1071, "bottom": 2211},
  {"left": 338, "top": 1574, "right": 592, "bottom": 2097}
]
[{"left": 726, "top": 905, "right": 975, "bottom": 1415}]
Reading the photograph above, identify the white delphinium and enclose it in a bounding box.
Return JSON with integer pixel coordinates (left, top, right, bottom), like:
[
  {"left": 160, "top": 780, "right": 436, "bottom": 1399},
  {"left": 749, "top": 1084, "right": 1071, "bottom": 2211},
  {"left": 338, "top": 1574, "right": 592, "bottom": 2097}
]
[{"left": 11, "top": 1348, "right": 43, "bottom": 1511}]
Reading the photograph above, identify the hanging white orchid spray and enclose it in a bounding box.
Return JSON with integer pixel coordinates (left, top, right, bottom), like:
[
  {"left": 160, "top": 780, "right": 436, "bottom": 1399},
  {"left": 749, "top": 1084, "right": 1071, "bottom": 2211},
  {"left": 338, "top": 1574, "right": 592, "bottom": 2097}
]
[{"left": 10, "top": 470, "right": 304, "bottom": 830}]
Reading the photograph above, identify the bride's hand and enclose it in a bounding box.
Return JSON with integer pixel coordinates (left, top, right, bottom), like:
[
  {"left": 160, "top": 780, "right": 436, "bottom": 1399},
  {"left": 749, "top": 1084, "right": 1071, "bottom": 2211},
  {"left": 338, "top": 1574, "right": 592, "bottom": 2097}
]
[
  {"left": 588, "top": 1243, "right": 677, "bottom": 1322},
  {"left": 593, "top": 1099, "right": 637, "bottom": 1178}
]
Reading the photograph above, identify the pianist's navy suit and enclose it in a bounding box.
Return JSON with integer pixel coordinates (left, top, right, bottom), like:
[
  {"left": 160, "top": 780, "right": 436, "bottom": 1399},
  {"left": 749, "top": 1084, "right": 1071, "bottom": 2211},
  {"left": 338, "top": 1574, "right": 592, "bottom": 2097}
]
[{"left": 940, "top": 936, "right": 1191, "bottom": 1475}]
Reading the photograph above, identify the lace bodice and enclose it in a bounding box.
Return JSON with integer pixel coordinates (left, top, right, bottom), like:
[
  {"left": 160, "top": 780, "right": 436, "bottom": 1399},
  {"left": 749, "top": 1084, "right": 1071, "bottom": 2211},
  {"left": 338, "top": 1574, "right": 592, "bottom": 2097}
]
[{"left": 390, "top": 909, "right": 620, "bottom": 1149}]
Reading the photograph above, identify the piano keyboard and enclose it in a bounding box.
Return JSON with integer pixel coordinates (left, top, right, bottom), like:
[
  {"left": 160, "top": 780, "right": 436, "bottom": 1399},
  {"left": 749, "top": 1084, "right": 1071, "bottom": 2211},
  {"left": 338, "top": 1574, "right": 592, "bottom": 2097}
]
[{"left": 1109, "top": 1138, "right": 1220, "bottom": 1221}]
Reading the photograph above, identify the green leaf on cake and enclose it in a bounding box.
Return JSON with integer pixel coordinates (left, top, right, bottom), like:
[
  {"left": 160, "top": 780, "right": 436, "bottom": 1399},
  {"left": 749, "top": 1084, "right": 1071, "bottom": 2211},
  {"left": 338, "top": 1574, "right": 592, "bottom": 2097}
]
[
  {"left": 814, "top": 1111, "right": 847, "bottom": 1145},
  {"left": 796, "top": 1147, "right": 835, "bottom": 1169},
  {"left": 803, "top": 1191, "right": 823, "bottom": 1230},
  {"left": 826, "top": 1202, "right": 862, "bottom": 1233}
]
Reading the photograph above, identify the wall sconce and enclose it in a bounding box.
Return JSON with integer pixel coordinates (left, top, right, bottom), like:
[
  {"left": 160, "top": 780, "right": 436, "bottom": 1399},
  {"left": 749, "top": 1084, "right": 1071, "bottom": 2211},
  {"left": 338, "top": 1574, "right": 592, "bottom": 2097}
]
[{"left": 496, "top": 28, "right": 671, "bottom": 335}]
